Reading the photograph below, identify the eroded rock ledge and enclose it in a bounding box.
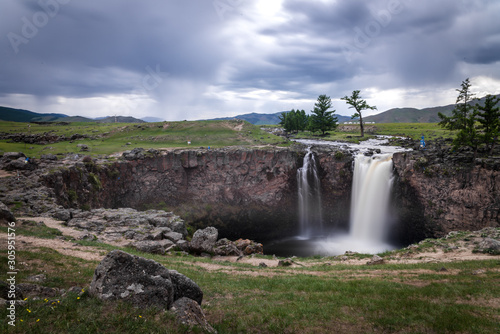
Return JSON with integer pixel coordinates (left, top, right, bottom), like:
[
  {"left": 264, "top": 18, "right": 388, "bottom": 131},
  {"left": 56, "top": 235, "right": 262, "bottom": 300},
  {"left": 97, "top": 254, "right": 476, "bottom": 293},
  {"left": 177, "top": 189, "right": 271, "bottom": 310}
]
[{"left": 393, "top": 149, "right": 500, "bottom": 243}]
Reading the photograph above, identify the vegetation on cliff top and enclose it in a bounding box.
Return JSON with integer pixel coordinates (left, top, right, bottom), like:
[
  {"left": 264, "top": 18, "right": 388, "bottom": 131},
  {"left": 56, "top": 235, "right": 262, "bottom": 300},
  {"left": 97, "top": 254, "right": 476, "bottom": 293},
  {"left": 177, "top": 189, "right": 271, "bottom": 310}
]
[{"left": 0, "top": 119, "right": 286, "bottom": 158}]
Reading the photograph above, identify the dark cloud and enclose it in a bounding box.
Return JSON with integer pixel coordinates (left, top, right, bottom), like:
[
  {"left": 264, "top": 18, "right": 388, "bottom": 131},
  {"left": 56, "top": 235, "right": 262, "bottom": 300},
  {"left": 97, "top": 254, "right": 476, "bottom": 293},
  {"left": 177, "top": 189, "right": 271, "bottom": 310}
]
[{"left": 0, "top": 0, "right": 499, "bottom": 119}]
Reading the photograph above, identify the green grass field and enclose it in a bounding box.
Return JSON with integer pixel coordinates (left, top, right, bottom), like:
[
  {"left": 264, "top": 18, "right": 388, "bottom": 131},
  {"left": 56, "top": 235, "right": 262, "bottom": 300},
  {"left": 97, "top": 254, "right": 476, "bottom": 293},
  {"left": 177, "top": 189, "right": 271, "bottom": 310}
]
[
  {"left": 0, "top": 120, "right": 286, "bottom": 158},
  {"left": 1, "top": 241, "right": 499, "bottom": 334}
]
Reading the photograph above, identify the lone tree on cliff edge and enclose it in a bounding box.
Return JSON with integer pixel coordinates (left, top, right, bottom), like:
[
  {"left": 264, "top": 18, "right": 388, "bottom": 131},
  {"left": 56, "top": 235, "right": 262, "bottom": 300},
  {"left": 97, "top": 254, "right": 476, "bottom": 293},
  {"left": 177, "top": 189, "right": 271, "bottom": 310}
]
[
  {"left": 341, "top": 90, "right": 377, "bottom": 137},
  {"left": 309, "top": 95, "right": 338, "bottom": 136}
]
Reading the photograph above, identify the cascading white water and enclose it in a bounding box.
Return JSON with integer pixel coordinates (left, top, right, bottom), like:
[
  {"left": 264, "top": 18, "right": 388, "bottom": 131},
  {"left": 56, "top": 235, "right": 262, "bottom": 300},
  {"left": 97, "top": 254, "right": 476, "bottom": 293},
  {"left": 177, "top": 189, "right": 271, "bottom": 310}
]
[
  {"left": 267, "top": 138, "right": 406, "bottom": 257},
  {"left": 350, "top": 153, "right": 394, "bottom": 243},
  {"left": 297, "top": 148, "right": 323, "bottom": 238}
]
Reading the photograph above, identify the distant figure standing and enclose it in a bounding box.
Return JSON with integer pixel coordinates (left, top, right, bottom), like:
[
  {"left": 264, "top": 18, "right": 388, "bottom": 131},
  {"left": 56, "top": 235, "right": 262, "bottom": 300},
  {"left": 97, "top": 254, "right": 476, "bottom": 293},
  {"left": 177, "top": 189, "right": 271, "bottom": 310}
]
[{"left": 420, "top": 135, "right": 426, "bottom": 149}]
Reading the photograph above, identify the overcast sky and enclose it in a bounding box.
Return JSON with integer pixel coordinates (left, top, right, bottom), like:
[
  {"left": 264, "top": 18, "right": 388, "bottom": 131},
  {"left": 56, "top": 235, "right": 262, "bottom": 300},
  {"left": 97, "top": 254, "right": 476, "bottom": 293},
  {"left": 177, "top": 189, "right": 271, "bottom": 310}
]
[{"left": 1, "top": 0, "right": 500, "bottom": 121}]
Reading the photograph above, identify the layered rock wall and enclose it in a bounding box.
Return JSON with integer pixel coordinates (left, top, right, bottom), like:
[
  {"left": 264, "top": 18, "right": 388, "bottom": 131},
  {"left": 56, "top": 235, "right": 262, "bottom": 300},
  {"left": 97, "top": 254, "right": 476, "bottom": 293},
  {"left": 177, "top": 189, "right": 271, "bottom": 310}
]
[
  {"left": 43, "top": 147, "right": 354, "bottom": 241},
  {"left": 393, "top": 151, "right": 499, "bottom": 243},
  {"left": 44, "top": 149, "right": 299, "bottom": 240}
]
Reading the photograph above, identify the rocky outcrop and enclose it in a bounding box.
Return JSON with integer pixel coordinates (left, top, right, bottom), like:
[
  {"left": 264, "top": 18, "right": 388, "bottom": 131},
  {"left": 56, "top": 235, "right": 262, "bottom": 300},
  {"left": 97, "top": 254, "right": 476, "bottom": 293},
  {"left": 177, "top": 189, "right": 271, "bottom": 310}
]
[
  {"left": 64, "top": 208, "right": 188, "bottom": 248},
  {"left": 393, "top": 150, "right": 500, "bottom": 242},
  {"left": 89, "top": 250, "right": 203, "bottom": 309}
]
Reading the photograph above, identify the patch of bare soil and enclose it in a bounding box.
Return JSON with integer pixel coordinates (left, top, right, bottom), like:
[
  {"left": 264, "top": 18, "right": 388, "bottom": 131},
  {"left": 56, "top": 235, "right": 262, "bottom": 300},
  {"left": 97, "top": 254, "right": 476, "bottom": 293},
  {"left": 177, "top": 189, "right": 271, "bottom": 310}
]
[
  {"left": 0, "top": 233, "right": 103, "bottom": 261},
  {"left": 18, "top": 216, "right": 86, "bottom": 240},
  {"left": 390, "top": 248, "right": 497, "bottom": 264},
  {"left": 0, "top": 170, "right": 15, "bottom": 178},
  {"left": 221, "top": 120, "right": 244, "bottom": 132}
]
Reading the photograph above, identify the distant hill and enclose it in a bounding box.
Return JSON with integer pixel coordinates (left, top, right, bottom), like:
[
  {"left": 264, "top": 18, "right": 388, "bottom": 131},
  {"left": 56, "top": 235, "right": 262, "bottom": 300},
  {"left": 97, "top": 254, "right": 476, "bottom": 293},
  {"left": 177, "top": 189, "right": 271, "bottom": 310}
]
[
  {"left": 0, "top": 107, "right": 146, "bottom": 123},
  {"left": 141, "top": 116, "right": 164, "bottom": 123},
  {"left": 211, "top": 111, "right": 352, "bottom": 125},
  {"left": 97, "top": 116, "right": 145, "bottom": 123},
  {"left": 364, "top": 94, "right": 499, "bottom": 123},
  {"left": 211, "top": 112, "right": 283, "bottom": 125},
  {"left": 0, "top": 106, "right": 67, "bottom": 122},
  {"left": 56, "top": 116, "right": 94, "bottom": 122}
]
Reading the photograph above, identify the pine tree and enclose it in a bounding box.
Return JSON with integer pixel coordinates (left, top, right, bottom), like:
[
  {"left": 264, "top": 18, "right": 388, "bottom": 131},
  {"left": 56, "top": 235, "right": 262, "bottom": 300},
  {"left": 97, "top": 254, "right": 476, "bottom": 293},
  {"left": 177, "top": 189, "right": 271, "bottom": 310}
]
[
  {"left": 309, "top": 95, "right": 338, "bottom": 135},
  {"left": 438, "top": 78, "right": 480, "bottom": 156},
  {"left": 476, "top": 94, "right": 500, "bottom": 155}
]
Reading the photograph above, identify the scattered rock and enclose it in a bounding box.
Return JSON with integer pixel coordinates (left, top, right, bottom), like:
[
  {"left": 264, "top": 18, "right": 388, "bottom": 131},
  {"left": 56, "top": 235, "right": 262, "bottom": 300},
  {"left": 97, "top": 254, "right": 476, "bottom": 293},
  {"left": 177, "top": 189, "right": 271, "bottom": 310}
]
[
  {"left": 26, "top": 274, "right": 47, "bottom": 283},
  {"left": 175, "top": 240, "right": 190, "bottom": 252},
  {"left": 53, "top": 209, "right": 71, "bottom": 222},
  {"left": 366, "top": 255, "right": 385, "bottom": 265},
  {"left": 259, "top": 262, "right": 268, "bottom": 268},
  {"left": 0, "top": 280, "right": 23, "bottom": 300},
  {"left": 122, "top": 148, "right": 145, "bottom": 160},
  {"left": 278, "top": 258, "right": 293, "bottom": 267},
  {"left": 132, "top": 240, "right": 174, "bottom": 254},
  {"left": 17, "top": 284, "right": 59, "bottom": 298},
  {"left": 41, "top": 154, "right": 58, "bottom": 161},
  {"left": 213, "top": 238, "right": 243, "bottom": 257},
  {"left": 164, "top": 231, "right": 184, "bottom": 243},
  {"left": 472, "top": 269, "right": 486, "bottom": 275},
  {"left": 1, "top": 152, "right": 26, "bottom": 161},
  {"left": 476, "top": 238, "right": 500, "bottom": 254},
  {"left": 0, "top": 201, "right": 16, "bottom": 223},
  {"left": 170, "top": 297, "right": 216, "bottom": 334}
]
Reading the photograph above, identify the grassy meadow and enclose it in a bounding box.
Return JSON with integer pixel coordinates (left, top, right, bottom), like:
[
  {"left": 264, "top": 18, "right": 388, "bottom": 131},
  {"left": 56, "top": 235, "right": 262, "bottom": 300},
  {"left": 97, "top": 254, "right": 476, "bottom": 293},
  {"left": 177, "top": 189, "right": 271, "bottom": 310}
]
[
  {"left": 0, "top": 119, "right": 458, "bottom": 158},
  {"left": 0, "top": 120, "right": 286, "bottom": 158},
  {"left": 1, "top": 233, "right": 499, "bottom": 333}
]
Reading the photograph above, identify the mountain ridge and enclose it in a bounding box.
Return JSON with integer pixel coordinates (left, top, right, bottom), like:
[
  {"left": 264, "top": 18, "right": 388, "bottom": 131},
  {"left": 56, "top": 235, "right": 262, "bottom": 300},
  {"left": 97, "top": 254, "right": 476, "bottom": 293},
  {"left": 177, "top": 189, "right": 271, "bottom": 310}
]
[{"left": 1, "top": 93, "right": 498, "bottom": 125}]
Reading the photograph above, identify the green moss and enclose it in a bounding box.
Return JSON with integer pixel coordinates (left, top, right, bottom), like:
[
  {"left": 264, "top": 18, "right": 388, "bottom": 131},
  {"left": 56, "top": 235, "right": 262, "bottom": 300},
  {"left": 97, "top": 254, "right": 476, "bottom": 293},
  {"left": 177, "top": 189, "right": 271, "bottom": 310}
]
[
  {"left": 67, "top": 190, "right": 77, "bottom": 202},
  {"left": 88, "top": 172, "right": 102, "bottom": 190}
]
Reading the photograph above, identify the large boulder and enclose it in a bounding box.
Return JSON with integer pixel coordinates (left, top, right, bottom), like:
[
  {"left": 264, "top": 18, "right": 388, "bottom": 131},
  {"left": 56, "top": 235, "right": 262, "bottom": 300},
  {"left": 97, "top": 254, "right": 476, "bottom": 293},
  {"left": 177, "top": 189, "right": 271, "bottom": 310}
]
[
  {"left": 190, "top": 227, "right": 218, "bottom": 254},
  {"left": 89, "top": 250, "right": 203, "bottom": 309}
]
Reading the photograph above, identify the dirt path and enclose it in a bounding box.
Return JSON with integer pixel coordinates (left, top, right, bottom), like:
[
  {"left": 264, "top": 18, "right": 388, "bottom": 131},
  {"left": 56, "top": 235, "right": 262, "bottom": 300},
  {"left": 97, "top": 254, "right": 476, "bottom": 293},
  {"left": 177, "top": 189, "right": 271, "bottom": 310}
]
[{"left": 0, "top": 233, "right": 104, "bottom": 262}]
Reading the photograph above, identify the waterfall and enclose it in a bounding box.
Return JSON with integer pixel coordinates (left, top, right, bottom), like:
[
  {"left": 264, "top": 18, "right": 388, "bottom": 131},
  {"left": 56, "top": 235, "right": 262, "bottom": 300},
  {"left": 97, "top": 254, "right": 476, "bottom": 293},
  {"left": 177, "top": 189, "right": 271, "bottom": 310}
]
[
  {"left": 297, "top": 148, "right": 323, "bottom": 238},
  {"left": 350, "top": 153, "right": 394, "bottom": 243}
]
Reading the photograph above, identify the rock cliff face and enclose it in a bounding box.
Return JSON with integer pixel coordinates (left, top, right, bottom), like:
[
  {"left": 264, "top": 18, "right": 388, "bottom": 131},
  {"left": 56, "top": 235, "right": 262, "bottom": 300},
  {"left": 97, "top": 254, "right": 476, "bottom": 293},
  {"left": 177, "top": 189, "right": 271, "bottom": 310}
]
[
  {"left": 42, "top": 147, "right": 354, "bottom": 241},
  {"left": 392, "top": 150, "right": 499, "bottom": 244},
  {"left": 44, "top": 149, "right": 298, "bottom": 240},
  {"left": 41, "top": 145, "right": 499, "bottom": 245}
]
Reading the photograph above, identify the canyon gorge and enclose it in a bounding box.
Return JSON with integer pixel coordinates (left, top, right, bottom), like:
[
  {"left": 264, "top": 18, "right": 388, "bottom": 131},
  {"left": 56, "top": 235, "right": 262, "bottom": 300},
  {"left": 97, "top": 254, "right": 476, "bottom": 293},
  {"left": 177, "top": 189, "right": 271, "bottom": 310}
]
[{"left": 39, "top": 143, "right": 499, "bottom": 251}]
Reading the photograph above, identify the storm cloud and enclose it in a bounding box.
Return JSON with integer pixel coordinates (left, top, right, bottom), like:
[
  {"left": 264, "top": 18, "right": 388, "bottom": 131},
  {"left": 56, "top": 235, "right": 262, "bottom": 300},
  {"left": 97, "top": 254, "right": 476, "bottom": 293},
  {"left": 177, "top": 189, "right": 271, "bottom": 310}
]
[{"left": 1, "top": 0, "right": 499, "bottom": 120}]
